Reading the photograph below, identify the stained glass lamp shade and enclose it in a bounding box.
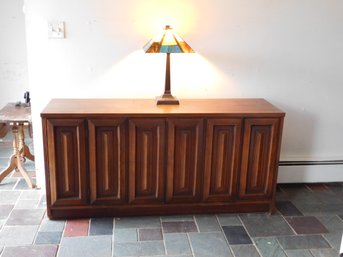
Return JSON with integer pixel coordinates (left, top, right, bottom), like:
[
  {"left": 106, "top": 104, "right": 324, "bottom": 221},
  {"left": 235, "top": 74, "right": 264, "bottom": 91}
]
[{"left": 143, "top": 25, "right": 194, "bottom": 105}]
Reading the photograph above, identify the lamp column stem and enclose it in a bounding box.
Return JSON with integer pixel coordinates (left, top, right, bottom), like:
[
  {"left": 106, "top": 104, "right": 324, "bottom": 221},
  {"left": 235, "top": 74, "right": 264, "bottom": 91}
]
[{"left": 164, "top": 53, "right": 171, "bottom": 96}]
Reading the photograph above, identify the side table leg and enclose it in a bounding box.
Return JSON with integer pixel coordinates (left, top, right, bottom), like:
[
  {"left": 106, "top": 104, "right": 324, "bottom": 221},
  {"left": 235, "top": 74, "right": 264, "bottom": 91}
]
[
  {"left": 16, "top": 157, "right": 35, "bottom": 188},
  {"left": 0, "top": 154, "right": 17, "bottom": 183},
  {"left": 22, "top": 144, "right": 35, "bottom": 162}
]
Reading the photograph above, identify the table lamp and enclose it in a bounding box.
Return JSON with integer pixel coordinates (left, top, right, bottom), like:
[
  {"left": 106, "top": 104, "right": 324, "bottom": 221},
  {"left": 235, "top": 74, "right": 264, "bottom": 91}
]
[{"left": 143, "top": 25, "right": 194, "bottom": 105}]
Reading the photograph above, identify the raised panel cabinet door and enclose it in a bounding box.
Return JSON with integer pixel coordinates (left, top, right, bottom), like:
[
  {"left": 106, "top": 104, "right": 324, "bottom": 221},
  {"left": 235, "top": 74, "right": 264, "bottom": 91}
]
[
  {"left": 88, "top": 119, "right": 127, "bottom": 205},
  {"left": 239, "top": 118, "right": 282, "bottom": 200},
  {"left": 128, "top": 119, "right": 165, "bottom": 204},
  {"left": 46, "top": 119, "right": 87, "bottom": 207},
  {"left": 203, "top": 119, "right": 242, "bottom": 202},
  {"left": 166, "top": 118, "right": 204, "bottom": 203}
]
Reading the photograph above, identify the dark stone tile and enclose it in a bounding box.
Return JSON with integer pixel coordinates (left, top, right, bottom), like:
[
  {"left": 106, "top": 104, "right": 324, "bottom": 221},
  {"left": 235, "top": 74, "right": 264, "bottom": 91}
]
[
  {"left": 115, "top": 216, "right": 161, "bottom": 229},
  {"left": 162, "top": 221, "right": 198, "bottom": 233},
  {"left": 240, "top": 213, "right": 294, "bottom": 237},
  {"left": 139, "top": 228, "right": 163, "bottom": 241},
  {"left": 189, "top": 232, "right": 233, "bottom": 257},
  {"left": 277, "top": 235, "right": 330, "bottom": 249},
  {"left": 1, "top": 245, "right": 58, "bottom": 257},
  {"left": 279, "top": 183, "right": 309, "bottom": 192},
  {"left": 276, "top": 201, "right": 303, "bottom": 216},
  {"left": 231, "top": 245, "right": 260, "bottom": 257},
  {"left": 222, "top": 226, "right": 252, "bottom": 245},
  {"left": 6, "top": 209, "right": 45, "bottom": 225},
  {"left": 0, "top": 204, "right": 14, "bottom": 219},
  {"left": 35, "top": 231, "right": 62, "bottom": 244},
  {"left": 89, "top": 218, "right": 113, "bottom": 235},
  {"left": 286, "top": 216, "right": 328, "bottom": 234},
  {"left": 306, "top": 183, "right": 329, "bottom": 192}
]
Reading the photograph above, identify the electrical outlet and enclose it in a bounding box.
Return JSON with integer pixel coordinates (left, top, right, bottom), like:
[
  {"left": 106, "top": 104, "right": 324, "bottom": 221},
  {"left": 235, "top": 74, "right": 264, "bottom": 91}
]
[{"left": 48, "top": 21, "right": 65, "bottom": 39}]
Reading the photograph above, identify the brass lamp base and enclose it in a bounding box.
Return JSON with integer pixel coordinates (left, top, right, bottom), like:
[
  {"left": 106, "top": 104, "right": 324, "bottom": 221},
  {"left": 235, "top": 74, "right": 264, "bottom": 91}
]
[{"left": 156, "top": 94, "right": 179, "bottom": 105}]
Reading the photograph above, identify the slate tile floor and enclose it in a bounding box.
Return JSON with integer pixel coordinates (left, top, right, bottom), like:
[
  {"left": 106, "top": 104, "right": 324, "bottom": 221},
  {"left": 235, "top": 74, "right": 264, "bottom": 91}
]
[{"left": 1, "top": 133, "right": 343, "bottom": 256}]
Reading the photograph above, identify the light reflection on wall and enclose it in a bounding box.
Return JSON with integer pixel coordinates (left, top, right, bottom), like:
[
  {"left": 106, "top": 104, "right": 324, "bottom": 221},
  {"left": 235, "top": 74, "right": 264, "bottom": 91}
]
[{"left": 91, "top": 50, "right": 236, "bottom": 99}]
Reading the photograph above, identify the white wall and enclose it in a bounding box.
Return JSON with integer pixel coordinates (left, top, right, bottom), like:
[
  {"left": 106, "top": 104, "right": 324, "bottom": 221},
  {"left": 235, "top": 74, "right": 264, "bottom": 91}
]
[
  {"left": 0, "top": 0, "right": 28, "bottom": 108},
  {"left": 23, "top": 0, "right": 343, "bottom": 187}
]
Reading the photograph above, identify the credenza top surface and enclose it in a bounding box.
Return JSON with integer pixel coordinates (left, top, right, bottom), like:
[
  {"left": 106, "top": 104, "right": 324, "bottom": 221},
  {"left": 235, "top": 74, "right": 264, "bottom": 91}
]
[{"left": 41, "top": 98, "right": 285, "bottom": 117}]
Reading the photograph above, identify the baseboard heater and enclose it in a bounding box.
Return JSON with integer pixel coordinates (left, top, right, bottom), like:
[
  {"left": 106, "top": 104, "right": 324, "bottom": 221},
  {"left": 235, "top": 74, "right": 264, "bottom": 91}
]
[{"left": 279, "top": 160, "right": 343, "bottom": 166}]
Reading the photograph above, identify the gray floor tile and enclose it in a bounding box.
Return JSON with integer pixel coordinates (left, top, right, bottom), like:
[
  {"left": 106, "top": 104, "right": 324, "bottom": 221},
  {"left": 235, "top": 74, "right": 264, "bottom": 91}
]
[
  {"left": 0, "top": 225, "right": 39, "bottom": 246},
  {"left": 164, "top": 234, "right": 192, "bottom": 255},
  {"left": 0, "top": 204, "right": 14, "bottom": 219},
  {"left": 89, "top": 218, "right": 113, "bottom": 235},
  {"left": 35, "top": 231, "right": 62, "bottom": 244},
  {"left": 6, "top": 208, "right": 45, "bottom": 225},
  {"left": 39, "top": 219, "right": 65, "bottom": 232},
  {"left": 277, "top": 235, "right": 330, "bottom": 250},
  {"left": 19, "top": 190, "right": 42, "bottom": 200},
  {"left": 231, "top": 245, "right": 261, "bottom": 257},
  {"left": 254, "top": 237, "right": 287, "bottom": 257},
  {"left": 14, "top": 199, "right": 39, "bottom": 209},
  {"left": 322, "top": 232, "right": 342, "bottom": 251},
  {"left": 59, "top": 236, "right": 112, "bottom": 257},
  {"left": 0, "top": 191, "right": 21, "bottom": 204},
  {"left": 309, "top": 248, "right": 338, "bottom": 257},
  {"left": 294, "top": 203, "right": 343, "bottom": 216},
  {"left": 240, "top": 213, "right": 294, "bottom": 237},
  {"left": 194, "top": 215, "right": 221, "bottom": 232},
  {"left": 285, "top": 249, "right": 312, "bottom": 257},
  {"left": 113, "top": 241, "right": 165, "bottom": 256},
  {"left": 14, "top": 178, "right": 36, "bottom": 190},
  {"left": 316, "top": 215, "right": 343, "bottom": 233},
  {"left": 216, "top": 214, "right": 242, "bottom": 226},
  {"left": 1, "top": 245, "right": 58, "bottom": 257},
  {"left": 115, "top": 216, "right": 161, "bottom": 229},
  {"left": 114, "top": 228, "right": 138, "bottom": 242},
  {"left": 189, "top": 232, "right": 233, "bottom": 257},
  {"left": 0, "top": 178, "right": 18, "bottom": 190}
]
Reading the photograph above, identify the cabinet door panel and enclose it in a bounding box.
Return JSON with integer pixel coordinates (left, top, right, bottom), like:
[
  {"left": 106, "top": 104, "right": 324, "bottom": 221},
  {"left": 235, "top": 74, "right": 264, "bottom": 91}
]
[
  {"left": 203, "top": 119, "right": 242, "bottom": 202},
  {"left": 166, "top": 118, "right": 204, "bottom": 203},
  {"left": 46, "top": 119, "right": 87, "bottom": 206},
  {"left": 88, "top": 119, "right": 127, "bottom": 205},
  {"left": 240, "top": 118, "right": 281, "bottom": 200},
  {"left": 129, "top": 119, "right": 165, "bottom": 204}
]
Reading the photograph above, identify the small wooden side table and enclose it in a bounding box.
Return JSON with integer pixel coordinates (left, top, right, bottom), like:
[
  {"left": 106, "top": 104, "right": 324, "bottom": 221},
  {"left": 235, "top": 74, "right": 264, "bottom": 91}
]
[{"left": 0, "top": 103, "right": 35, "bottom": 188}]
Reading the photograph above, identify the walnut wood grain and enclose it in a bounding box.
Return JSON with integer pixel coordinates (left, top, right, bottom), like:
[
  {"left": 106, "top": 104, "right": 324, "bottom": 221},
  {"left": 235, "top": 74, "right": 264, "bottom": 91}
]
[{"left": 41, "top": 98, "right": 285, "bottom": 219}]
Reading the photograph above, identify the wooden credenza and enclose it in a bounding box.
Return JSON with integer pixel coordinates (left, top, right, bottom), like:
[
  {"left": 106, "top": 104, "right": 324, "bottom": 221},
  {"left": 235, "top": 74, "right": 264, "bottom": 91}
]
[{"left": 41, "top": 99, "right": 285, "bottom": 219}]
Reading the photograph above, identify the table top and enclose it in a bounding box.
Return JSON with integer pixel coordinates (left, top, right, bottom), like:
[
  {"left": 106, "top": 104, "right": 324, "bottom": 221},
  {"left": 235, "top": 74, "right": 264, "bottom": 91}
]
[
  {"left": 41, "top": 98, "right": 285, "bottom": 118},
  {"left": 0, "top": 103, "right": 32, "bottom": 123}
]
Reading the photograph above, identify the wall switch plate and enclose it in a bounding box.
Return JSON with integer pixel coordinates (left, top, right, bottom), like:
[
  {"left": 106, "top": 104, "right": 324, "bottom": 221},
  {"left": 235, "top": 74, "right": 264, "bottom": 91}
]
[{"left": 48, "top": 21, "right": 65, "bottom": 39}]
